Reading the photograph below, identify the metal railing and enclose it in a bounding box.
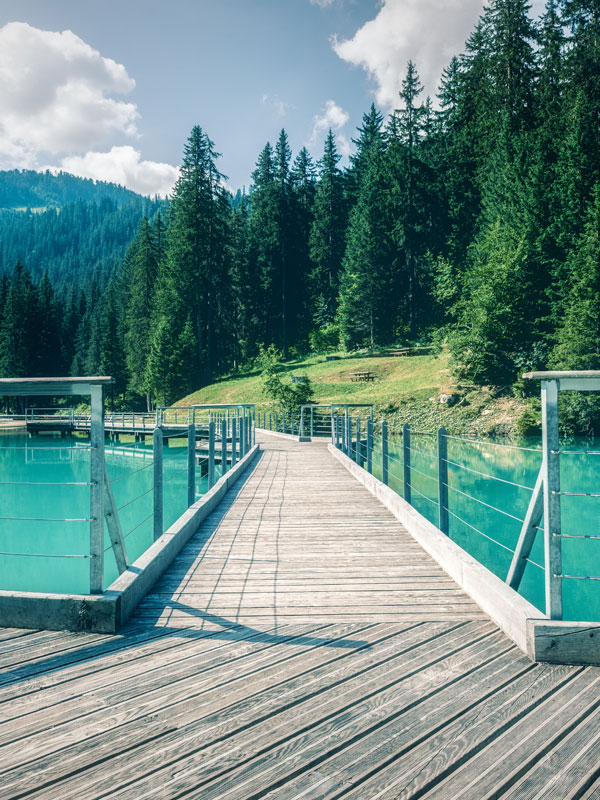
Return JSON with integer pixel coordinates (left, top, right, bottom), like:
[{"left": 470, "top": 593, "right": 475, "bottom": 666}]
[
  {"left": 332, "top": 391, "right": 600, "bottom": 622},
  {"left": 0, "top": 383, "right": 255, "bottom": 596},
  {"left": 257, "top": 404, "right": 373, "bottom": 439}
]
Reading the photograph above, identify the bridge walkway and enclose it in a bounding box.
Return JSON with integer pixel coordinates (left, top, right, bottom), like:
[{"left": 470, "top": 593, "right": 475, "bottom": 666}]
[{"left": 1, "top": 434, "right": 600, "bottom": 799}]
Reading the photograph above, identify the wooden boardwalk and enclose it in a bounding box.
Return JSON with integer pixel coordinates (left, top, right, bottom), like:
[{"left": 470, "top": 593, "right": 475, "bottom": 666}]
[{"left": 2, "top": 434, "right": 600, "bottom": 799}]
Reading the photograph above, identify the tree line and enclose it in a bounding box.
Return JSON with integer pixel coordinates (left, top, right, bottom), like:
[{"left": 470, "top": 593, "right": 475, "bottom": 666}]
[{"left": 1, "top": 0, "right": 599, "bottom": 425}]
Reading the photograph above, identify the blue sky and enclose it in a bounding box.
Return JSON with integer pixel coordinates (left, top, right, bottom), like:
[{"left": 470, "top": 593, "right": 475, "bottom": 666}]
[{"left": 0, "top": 0, "right": 546, "bottom": 195}]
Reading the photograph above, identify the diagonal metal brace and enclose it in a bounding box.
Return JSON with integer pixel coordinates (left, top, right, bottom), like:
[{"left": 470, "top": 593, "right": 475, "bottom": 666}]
[
  {"left": 103, "top": 462, "right": 129, "bottom": 574},
  {"left": 506, "top": 466, "right": 544, "bottom": 590}
]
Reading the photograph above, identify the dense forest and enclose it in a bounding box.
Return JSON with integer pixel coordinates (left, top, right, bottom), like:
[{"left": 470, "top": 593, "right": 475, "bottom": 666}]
[{"left": 1, "top": 0, "right": 599, "bottom": 428}]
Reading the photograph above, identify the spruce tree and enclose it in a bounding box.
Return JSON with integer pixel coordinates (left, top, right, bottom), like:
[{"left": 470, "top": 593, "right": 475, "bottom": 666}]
[
  {"left": 123, "top": 216, "right": 159, "bottom": 408},
  {"left": 338, "top": 151, "right": 395, "bottom": 349},
  {"left": 309, "top": 131, "right": 346, "bottom": 326}
]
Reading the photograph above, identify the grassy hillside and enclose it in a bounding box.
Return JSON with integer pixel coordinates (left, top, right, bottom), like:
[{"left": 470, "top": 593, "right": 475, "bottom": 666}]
[{"left": 178, "top": 350, "right": 533, "bottom": 438}]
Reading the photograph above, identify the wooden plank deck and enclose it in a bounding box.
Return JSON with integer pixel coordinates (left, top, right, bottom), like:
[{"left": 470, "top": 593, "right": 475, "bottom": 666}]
[{"left": 1, "top": 434, "right": 600, "bottom": 799}]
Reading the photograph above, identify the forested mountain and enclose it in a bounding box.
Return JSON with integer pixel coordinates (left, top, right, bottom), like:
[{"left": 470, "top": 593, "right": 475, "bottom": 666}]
[
  {"left": 0, "top": 196, "right": 166, "bottom": 288},
  {"left": 0, "top": 169, "right": 143, "bottom": 210},
  {"left": 1, "top": 0, "right": 599, "bottom": 431}
]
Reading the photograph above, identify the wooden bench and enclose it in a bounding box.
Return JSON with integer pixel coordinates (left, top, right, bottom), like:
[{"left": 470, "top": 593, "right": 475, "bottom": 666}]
[{"left": 388, "top": 348, "right": 411, "bottom": 357}]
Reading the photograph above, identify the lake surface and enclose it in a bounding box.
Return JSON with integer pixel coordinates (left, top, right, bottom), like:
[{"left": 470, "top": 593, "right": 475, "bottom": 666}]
[
  {"left": 366, "top": 432, "right": 600, "bottom": 622},
  {"left": 0, "top": 431, "right": 216, "bottom": 595}
]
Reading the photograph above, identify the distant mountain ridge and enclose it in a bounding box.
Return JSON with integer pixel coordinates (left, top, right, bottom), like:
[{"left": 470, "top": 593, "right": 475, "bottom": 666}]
[
  {"left": 0, "top": 168, "right": 145, "bottom": 210},
  {"left": 0, "top": 170, "right": 167, "bottom": 289}
]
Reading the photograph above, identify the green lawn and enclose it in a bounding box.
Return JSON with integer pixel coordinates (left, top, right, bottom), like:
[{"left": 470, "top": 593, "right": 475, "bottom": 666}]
[{"left": 177, "top": 350, "right": 455, "bottom": 412}]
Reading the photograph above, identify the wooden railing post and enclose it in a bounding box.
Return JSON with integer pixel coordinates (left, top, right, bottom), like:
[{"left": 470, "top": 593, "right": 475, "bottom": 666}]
[
  {"left": 381, "top": 421, "right": 389, "bottom": 485},
  {"left": 153, "top": 426, "right": 163, "bottom": 542},
  {"left": 438, "top": 427, "right": 449, "bottom": 535},
  {"left": 542, "top": 379, "right": 562, "bottom": 619},
  {"left": 208, "top": 420, "right": 215, "bottom": 488},
  {"left": 187, "top": 423, "right": 196, "bottom": 507},
  {"left": 403, "top": 423, "right": 411, "bottom": 504},
  {"left": 89, "top": 384, "right": 105, "bottom": 594},
  {"left": 366, "top": 419, "right": 373, "bottom": 474}
]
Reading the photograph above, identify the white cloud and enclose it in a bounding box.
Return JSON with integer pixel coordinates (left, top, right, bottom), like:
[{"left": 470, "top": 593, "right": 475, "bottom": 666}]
[
  {"left": 337, "top": 134, "right": 353, "bottom": 159},
  {"left": 310, "top": 99, "right": 350, "bottom": 143},
  {"left": 310, "top": 0, "right": 337, "bottom": 7},
  {"left": 332, "top": 0, "right": 484, "bottom": 108},
  {"left": 0, "top": 22, "right": 178, "bottom": 196},
  {"left": 56, "top": 147, "right": 179, "bottom": 197},
  {"left": 262, "top": 93, "right": 295, "bottom": 118}
]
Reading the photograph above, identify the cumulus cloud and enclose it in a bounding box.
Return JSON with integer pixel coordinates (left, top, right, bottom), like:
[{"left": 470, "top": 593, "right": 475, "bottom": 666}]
[
  {"left": 0, "top": 22, "right": 178, "bottom": 195},
  {"left": 332, "top": 0, "right": 484, "bottom": 108},
  {"left": 56, "top": 147, "right": 179, "bottom": 197},
  {"left": 310, "top": 0, "right": 337, "bottom": 7},
  {"left": 308, "top": 100, "right": 352, "bottom": 161},
  {"left": 310, "top": 99, "right": 350, "bottom": 143}
]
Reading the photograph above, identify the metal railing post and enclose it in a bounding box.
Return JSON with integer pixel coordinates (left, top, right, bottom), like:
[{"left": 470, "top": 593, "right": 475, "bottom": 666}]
[
  {"left": 269, "top": 412, "right": 272, "bottom": 431},
  {"left": 283, "top": 413, "right": 286, "bottom": 435},
  {"left": 153, "top": 427, "right": 163, "bottom": 542},
  {"left": 438, "top": 427, "right": 449, "bottom": 535},
  {"left": 231, "top": 418, "right": 237, "bottom": 467},
  {"left": 208, "top": 421, "right": 216, "bottom": 488},
  {"left": 367, "top": 419, "right": 373, "bottom": 474},
  {"left": 346, "top": 414, "right": 352, "bottom": 459},
  {"left": 310, "top": 406, "right": 314, "bottom": 438},
  {"left": 403, "top": 423, "right": 411, "bottom": 504},
  {"left": 381, "top": 421, "right": 389, "bottom": 485},
  {"left": 355, "top": 418, "right": 361, "bottom": 466},
  {"left": 221, "top": 419, "right": 228, "bottom": 475},
  {"left": 187, "top": 423, "right": 196, "bottom": 507},
  {"left": 542, "top": 379, "right": 562, "bottom": 619},
  {"left": 89, "top": 384, "right": 105, "bottom": 594}
]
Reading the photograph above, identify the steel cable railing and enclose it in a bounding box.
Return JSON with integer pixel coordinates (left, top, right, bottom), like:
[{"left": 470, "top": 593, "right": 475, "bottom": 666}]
[
  {"left": 333, "top": 410, "right": 600, "bottom": 620},
  {"left": 1, "top": 402, "right": 256, "bottom": 595}
]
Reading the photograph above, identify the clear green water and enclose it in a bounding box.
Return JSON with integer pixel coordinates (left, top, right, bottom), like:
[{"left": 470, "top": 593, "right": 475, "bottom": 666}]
[
  {"left": 0, "top": 431, "right": 218, "bottom": 595},
  {"left": 367, "top": 433, "right": 600, "bottom": 622}
]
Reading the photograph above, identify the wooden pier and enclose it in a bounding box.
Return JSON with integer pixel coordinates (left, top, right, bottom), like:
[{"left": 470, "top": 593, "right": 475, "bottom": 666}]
[{"left": 2, "top": 434, "right": 600, "bottom": 798}]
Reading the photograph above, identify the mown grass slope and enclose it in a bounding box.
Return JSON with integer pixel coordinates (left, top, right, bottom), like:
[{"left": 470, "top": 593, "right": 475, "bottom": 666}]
[{"left": 177, "top": 350, "right": 531, "bottom": 438}]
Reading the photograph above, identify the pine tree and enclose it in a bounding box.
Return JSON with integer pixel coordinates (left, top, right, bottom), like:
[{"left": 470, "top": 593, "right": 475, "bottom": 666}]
[
  {"left": 551, "top": 185, "right": 600, "bottom": 369},
  {"left": 0, "top": 262, "right": 38, "bottom": 377},
  {"left": 309, "top": 131, "right": 346, "bottom": 325},
  {"left": 346, "top": 104, "right": 385, "bottom": 205},
  {"left": 123, "top": 216, "right": 159, "bottom": 407},
  {"left": 338, "top": 151, "right": 395, "bottom": 349},
  {"left": 449, "top": 219, "right": 533, "bottom": 384},
  {"left": 247, "top": 140, "right": 282, "bottom": 351},
  {"left": 35, "top": 272, "right": 61, "bottom": 376},
  {"left": 153, "top": 125, "right": 229, "bottom": 391}
]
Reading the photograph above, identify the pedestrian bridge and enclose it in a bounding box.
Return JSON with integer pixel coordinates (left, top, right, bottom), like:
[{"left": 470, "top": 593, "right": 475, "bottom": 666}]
[{"left": 2, "top": 432, "right": 600, "bottom": 799}]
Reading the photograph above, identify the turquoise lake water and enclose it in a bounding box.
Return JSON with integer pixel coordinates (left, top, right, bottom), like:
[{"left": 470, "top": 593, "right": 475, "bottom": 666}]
[
  {"left": 3, "top": 427, "right": 599, "bottom": 620},
  {"left": 0, "top": 431, "right": 218, "bottom": 595},
  {"left": 366, "top": 432, "right": 600, "bottom": 621}
]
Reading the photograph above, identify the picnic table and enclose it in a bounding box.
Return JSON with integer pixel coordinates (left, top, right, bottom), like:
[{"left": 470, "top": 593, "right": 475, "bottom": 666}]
[{"left": 350, "top": 371, "right": 376, "bottom": 382}]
